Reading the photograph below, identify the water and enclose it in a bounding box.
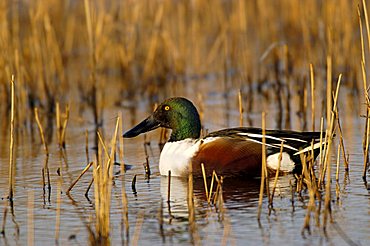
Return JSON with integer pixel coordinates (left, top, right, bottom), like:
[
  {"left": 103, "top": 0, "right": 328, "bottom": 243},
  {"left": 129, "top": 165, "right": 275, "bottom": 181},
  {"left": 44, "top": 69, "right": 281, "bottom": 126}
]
[{"left": 0, "top": 87, "right": 369, "bottom": 246}]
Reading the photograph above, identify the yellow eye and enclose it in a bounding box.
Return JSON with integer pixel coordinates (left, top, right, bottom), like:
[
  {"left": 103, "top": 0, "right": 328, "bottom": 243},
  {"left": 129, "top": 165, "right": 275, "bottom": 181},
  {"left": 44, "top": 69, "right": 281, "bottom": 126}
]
[{"left": 164, "top": 105, "right": 170, "bottom": 111}]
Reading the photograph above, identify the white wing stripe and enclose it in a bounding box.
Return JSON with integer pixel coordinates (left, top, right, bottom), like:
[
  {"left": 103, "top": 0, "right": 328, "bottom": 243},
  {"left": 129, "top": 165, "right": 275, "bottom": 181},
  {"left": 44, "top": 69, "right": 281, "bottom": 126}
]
[
  {"left": 245, "top": 138, "right": 299, "bottom": 151},
  {"left": 282, "top": 137, "right": 308, "bottom": 143},
  {"left": 294, "top": 142, "right": 324, "bottom": 155},
  {"left": 237, "top": 133, "right": 285, "bottom": 142}
]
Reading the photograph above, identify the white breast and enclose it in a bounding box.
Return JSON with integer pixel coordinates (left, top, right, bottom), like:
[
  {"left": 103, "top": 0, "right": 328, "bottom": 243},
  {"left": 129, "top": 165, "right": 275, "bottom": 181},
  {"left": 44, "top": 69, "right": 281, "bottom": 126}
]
[
  {"left": 159, "top": 139, "right": 201, "bottom": 176},
  {"left": 266, "top": 152, "right": 295, "bottom": 172}
]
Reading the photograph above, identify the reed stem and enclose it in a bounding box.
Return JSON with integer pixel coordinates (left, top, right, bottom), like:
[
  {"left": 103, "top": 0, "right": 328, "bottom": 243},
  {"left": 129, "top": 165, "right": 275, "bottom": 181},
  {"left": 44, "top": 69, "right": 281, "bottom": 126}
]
[
  {"left": 201, "top": 163, "right": 209, "bottom": 201},
  {"left": 257, "top": 111, "right": 267, "bottom": 221},
  {"left": 8, "top": 76, "right": 15, "bottom": 201}
]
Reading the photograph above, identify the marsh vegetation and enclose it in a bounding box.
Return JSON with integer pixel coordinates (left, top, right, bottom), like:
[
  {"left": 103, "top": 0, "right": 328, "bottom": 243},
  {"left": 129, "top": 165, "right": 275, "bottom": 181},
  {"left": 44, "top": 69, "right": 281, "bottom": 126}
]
[{"left": 0, "top": 0, "right": 369, "bottom": 245}]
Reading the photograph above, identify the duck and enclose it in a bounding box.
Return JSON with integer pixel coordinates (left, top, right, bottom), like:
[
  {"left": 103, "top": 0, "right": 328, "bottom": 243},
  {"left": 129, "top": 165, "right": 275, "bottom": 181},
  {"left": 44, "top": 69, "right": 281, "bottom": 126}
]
[{"left": 123, "top": 97, "right": 324, "bottom": 177}]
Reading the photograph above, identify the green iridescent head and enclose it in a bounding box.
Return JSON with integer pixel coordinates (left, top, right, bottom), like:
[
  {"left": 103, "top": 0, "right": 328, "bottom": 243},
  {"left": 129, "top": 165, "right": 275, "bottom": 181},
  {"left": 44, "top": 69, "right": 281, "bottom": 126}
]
[{"left": 123, "top": 97, "right": 201, "bottom": 142}]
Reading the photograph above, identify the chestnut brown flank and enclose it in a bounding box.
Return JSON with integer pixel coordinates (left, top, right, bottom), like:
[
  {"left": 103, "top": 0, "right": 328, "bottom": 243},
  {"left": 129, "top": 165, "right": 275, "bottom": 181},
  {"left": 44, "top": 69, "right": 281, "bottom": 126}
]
[{"left": 192, "top": 138, "right": 263, "bottom": 177}]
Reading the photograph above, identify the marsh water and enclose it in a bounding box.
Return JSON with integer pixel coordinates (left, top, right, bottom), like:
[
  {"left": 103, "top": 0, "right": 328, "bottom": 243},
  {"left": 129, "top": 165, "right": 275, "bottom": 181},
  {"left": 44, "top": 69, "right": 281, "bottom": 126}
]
[
  {"left": 0, "top": 81, "right": 369, "bottom": 246},
  {"left": 1, "top": 0, "right": 370, "bottom": 245}
]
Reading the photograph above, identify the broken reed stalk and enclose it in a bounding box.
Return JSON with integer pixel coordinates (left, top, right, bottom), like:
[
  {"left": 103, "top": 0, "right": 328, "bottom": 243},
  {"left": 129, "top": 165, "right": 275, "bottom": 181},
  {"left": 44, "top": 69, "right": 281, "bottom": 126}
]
[
  {"left": 201, "top": 163, "right": 209, "bottom": 201},
  {"left": 34, "top": 107, "right": 52, "bottom": 194},
  {"left": 257, "top": 111, "right": 267, "bottom": 221},
  {"left": 336, "top": 144, "right": 341, "bottom": 183},
  {"left": 318, "top": 117, "right": 325, "bottom": 187},
  {"left": 66, "top": 162, "right": 94, "bottom": 194},
  {"left": 361, "top": 60, "right": 370, "bottom": 181},
  {"left": 27, "top": 190, "right": 34, "bottom": 246},
  {"left": 319, "top": 117, "right": 324, "bottom": 166},
  {"left": 212, "top": 174, "right": 221, "bottom": 204},
  {"left": 362, "top": 0, "right": 370, "bottom": 56},
  {"left": 56, "top": 102, "right": 61, "bottom": 146},
  {"left": 270, "top": 141, "right": 284, "bottom": 206},
  {"left": 310, "top": 63, "right": 315, "bottom": 131},
  {"left": 85, "top": 178, "right": 94, "bottom": 197},
  {"left": 322, "top": 75, "right": 342, "bottom": 230},
  {"left": 238, "top": 89, "right": 243, "bottom": 126},
  {"left": 323, "top": 114, "right": 334, "bottom": 231},
  {"left": 8, "top": 76, "right": 15, "bottom": 201},
  {"left": 92, "top": 117, "right": 120, "bottom": 243},
  {"left": 335, "top": 115, "right": 349, "bottom": 171},
  {"left": 60, "top": 105, "right": 70, "bottom": 148},
  {"left": 118, "top": 112, "right": 129, "bottom": 241},
  {"left": 361, "top": 62, "right": 370, "bottom": 181},
  {"left": 208, "top": 170, "right": 216, "bottom": 204},
  {"left": 362, "top": 0, "right": 370, "bottom": 181},
  {"left": 34, "top": 107, "right": 49, "bottom": 156},
  {"left": 335, "top": 145, "right": 341, "bottom": 201},
  {"left": 326, "top": 32, "right": 333, "bottom": 125},
  {"left": 358, "top": 5, "right": 366, "bottom": 65},
  {"left": 97, "top": 131, "right": 110, "bottom": 160}
]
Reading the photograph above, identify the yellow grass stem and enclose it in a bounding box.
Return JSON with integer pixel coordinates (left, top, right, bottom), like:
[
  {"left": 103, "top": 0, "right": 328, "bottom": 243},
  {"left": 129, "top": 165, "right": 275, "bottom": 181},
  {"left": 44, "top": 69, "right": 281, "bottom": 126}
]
[
  {"left": 238, "top": 89, "right": 243, "bottom": 126},
  {"left": 270, "top": 141, "right": 284, "bottom": 206},
  {"left": 201, "top": 163, "right": 209, "bottom": 201},
  {"left": 56, "top": 102, "right": 61, "bottom": 145},
  {"left": 362, "top": 0, "right": 370, "bottom": 55},
  {"left": 60, "top": 105, "right": 70, "bottom": 148},
  {"left": 358, "top": 6, "right": 366, "bottom": 65},
  {"left": 361, "top": 61, "right": 370, "bottom": 180},
  {"left": 336, "top": 144, "right": 341, "bottom": 182},
  {"left": 34, "top": 108, "right": 49, "bottom": 155},
  {"left": 97, "top": 131, "right": 110, "bottom": 160},
  {"left": 8, "top": 76, "right": 15, "bottom": 201},
  {"left": 319, "top": 117, "right": 324, "bottom": 175},
  {"left": 322, "top": 74, "right": 342, "bottom": 230},
  {"left": 310, "top": 63, "right": 315, "bottom": 131},
  {"left": 66, "top": 162, "right": 94, "bottom": 194},
  {"left": 257, "top": 111, "right": 267, "bottom": 221},
  {"left": 34, "top": 107, "right": 51, "bottom": 193},
  {"left": 335, "top": 112, "right": 349, "bottom": 171},
  {"left": 91, "top": 117, "right": 120, "bottom": 243},
  {"left": 208, "top": 170, "right": 216, "bottom": 204},
  {"left": 326, "top": 55, "right": 332, "bottom": 125}
]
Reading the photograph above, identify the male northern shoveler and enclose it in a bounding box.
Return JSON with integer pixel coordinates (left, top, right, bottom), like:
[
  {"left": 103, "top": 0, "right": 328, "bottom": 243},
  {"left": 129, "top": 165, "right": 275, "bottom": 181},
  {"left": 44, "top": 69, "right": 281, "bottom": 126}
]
[{"left": 123, "top": 97, "right": 324, "bottom": 177}]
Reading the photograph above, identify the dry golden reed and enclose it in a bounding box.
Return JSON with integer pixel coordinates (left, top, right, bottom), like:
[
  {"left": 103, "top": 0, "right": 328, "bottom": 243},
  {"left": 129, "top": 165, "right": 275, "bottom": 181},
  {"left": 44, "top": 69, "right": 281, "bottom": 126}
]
[
  {"left": 8, "top": 76, "right": 15, "bottom": 201},
  {"left": 90, "top": 117, "right": 120, "bottom": 245}
]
